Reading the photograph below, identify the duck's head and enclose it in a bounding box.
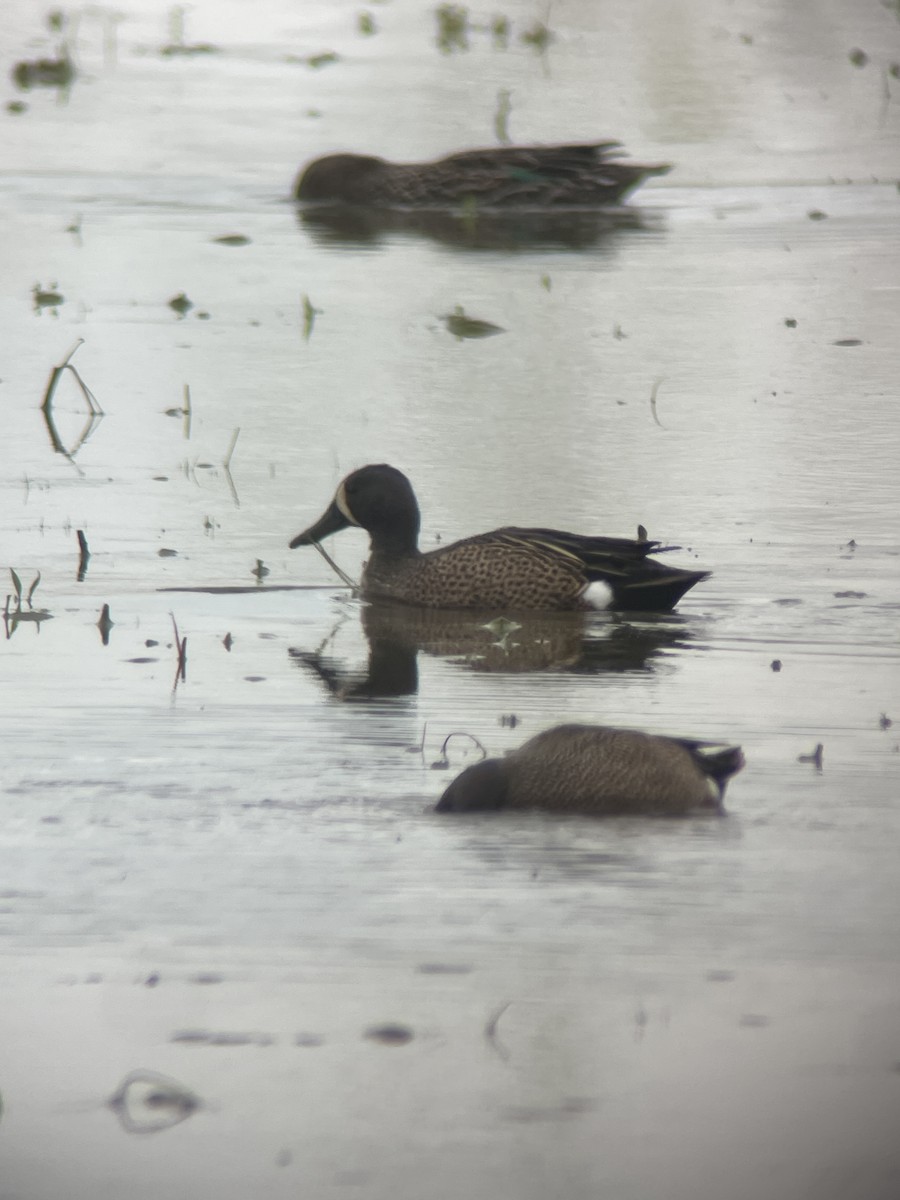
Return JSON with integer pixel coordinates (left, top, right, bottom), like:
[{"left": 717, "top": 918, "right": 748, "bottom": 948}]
[
  {"left": 435, "top": 758, "right": 509, "bottom": 813},
  {"left": 294, "top": 154, "right": 386, "bottom": 203},
  {"left": 290, "top": 463, "right": 421, "bottom": 553}
]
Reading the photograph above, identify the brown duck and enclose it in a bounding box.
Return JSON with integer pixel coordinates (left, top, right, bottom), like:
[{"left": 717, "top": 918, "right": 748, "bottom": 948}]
[
  {"left": 289, "top": 464, "right": 709, "bottom": 612},
  {"left": 435, "top": 724, "right": 745, "bottom": 815},
  {"left": 294, "top": 142, "right": 670, "bottom": 208}
]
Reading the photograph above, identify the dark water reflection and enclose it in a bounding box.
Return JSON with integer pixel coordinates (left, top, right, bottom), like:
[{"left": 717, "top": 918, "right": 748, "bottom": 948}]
[
  {"left": 298, "top": 202, "right": 655, "bottom": 253},
  {"left": 290, "top": 603, "right": 690, "bottom": 700}
]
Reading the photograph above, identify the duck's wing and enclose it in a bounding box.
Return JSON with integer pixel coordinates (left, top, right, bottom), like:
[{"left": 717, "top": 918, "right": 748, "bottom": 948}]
[
  {"left": 489, "top": 527, "right": 709, "bottom": 612},
  {"left": 399, "top": 143, "right": 669, "bottom": 207},
  {"left": 437, "top": 142, "right": 624, "bottom": 174}
]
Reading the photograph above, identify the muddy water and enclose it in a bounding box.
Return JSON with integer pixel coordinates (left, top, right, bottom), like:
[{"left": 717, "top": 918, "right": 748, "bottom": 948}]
[{"left": 2, "top": 1, "right": 900, "bottom": 1198}]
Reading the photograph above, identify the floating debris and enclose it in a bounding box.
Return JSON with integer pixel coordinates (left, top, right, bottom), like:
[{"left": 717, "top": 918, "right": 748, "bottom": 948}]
[
  {"left": 76, "top": 530, "right": 91, "bottom": 580},
  {"left": 833, "top": 338, "right": 862, "bottom": 346},
  {"left": 12, "top": 52, "right": 75, "bottom": 90},
  {"left": 491, "top": 16, "right": 510, "bottom": 48},
  {"left": 358, "top": 11, "right": 377, "bottom": 35},
  {"left": 880, "top": 713, "right": 893, "bottom": 730},
  {"left": 212, "top": 234, "right": 250, "bottom": 246},
  {"left": 302, "top": 294, "right": 321, "bottom": 341},
  {"left": 108, "top": 1069, "right": 201, "bottom": 1135},
  {"left": 770, "top": 659, "right": 782, "bottom": 672},
  {"left": 304, "top": 51, "right": 340, "bottom": 69},
  {"left": 97, "top": 603, "right": 113, "bottom": 645},
  {"left": 435, "top": 4, "right": 469, "bottom": 52},
  {"left": 443, "top": 305, "right": 505, "bottom": 340},
  {"left": 798, "top": 744, "right": 824, "bottom": 768},
  {"left": 521, "top": 21, "right": 554, "bottom": 52},
  {"left": 431, "top": 730, "right": 487, "bottom": 771},
  {"left": 41, "top": 342, "right": 104, "bottom": 473},
  {"left": 32, "top": 283, "right": 64, "bottom": 312},
  {"left": 364, "top": 1024, "right": 413, "bottom": 1046},
  {"left": 784, "top": 317, "right": 797, "bottom": 327},
  {"left": 848, "top": 48, "right": 869, "bottom": 67},
  {"left": 171, "top": 1029, "right": 274, "bottom": 1046},
  {"left": 807, "top": 209, "right": 827, "bottom": 220},
  {"left": 739, "top": 1013, "right": 770, "bottom": 1028},
  {"left": 170, "top": 614, "right": 187, "bottom": 682},
  {"left": 3, "top": 570, "right": 52, "bottom": 638},
  {"left": 484, "top": 1001, "right": 511, "bottom": 1061},
  {"left": 168, "top": 292, "right": 193, "bottom": 316}
]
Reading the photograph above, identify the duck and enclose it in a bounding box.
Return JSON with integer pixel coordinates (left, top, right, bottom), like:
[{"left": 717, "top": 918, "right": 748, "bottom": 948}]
[
  {"left": 294, "top": 142, "right": 670, "bottom": 208},
  {"left": 288, "top": 464, "right": 709, "bottom": 612},
  {"left": 435, "top": 724, "right": 745, "bottom": 815}
]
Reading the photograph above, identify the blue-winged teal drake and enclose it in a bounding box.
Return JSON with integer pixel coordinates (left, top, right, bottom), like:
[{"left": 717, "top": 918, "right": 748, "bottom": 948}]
[
  {"left": 436, "top": 724, "right": 745, "bottom": 815},
  {"left": 289, "top": 464, "right": 709, "bottom": 612},
  {"left": 294, "top": 142, "right": 670, "bottom": 207}
]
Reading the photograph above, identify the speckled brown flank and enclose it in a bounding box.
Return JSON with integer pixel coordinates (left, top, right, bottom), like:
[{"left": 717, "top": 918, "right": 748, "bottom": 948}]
[
  {"left": 436, "top": 724, "right": 745, "bottom": 816},
  {"left": 364, "top": 535, "right": 587, "bottom": 610}
]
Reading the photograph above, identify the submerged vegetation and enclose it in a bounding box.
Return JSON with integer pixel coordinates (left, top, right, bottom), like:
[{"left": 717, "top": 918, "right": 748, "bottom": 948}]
[
  {"left": 4, "top": 569, "right": 51, "bottom": 637},
  {"left": 435, "top": 6, "right": 554, "bottom": 55}
]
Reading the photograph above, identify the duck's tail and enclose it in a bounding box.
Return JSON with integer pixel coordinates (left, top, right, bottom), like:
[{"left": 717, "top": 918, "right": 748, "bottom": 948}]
[
  {"left": 678, "top": 740, "right": 746, "bottom": 796},
  {"left": 606, "top": 566, "right": 711, "bottom": 612}
]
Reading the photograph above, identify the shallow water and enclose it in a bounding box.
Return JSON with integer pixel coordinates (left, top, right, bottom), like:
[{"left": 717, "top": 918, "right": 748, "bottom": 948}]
[{"left": 2, "top": 1, "right": 900, "bottom": 1198}]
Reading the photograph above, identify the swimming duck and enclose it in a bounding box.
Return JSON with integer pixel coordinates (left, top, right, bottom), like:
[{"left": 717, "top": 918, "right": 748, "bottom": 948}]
[
  {"left": 294, "top": 142, "right": 670, "bottom": 208},
  {"left": 435, "top": 724, "right": 744, "bottom": 815},
  {"left": 289, "top": 464, "right": 709, "bottom": 612}
]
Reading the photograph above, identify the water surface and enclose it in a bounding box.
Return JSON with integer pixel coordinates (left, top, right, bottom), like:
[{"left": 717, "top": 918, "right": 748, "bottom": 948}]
[{"left": 1, "top": 1, "right": 899, "bottom": 1198}]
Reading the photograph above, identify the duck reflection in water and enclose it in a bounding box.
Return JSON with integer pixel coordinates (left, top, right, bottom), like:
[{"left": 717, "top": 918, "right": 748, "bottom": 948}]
[
  {"left": 289, "top": 603, "right": 693, "bottom": 701},
  {"left": 298, "top": 202, "right": 654, "bottom": 253}
]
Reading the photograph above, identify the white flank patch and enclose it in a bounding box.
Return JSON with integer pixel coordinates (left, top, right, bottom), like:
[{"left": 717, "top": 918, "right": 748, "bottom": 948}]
[{"left": 582, "top": 580, "right": 613, "bottom": 610}]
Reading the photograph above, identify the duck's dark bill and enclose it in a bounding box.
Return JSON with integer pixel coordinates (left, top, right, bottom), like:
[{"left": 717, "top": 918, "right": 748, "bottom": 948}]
[{"left": 289, "top": 499, "right": 351, "bottom": 548}]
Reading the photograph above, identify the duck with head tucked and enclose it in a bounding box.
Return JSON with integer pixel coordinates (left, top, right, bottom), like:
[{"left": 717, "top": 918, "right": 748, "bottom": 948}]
[
  {"left": 435, "top": 724, "right": 745, "bottom": 816},
  {"left": 289, "top": 464, "right": 709, "bottom": 613},
  {"left": 294, "top": 142, "right": 670, "bottom": 208}
]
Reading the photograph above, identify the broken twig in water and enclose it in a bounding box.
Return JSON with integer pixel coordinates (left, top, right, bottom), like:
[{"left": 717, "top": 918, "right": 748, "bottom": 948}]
[
  {"left": 170, "top": 613, "right": 187, "bottom": 680},
  {"left": 311, "top": 540, "right": 357, "bottom": 590},
  {"left": 431, "top": 731, "right": 488, "bottom": 770},
  {"left": 97, "top": 603, "right": 113, "bottom": 645},
  {"left": 222, "top": 427, "right": 241, "bottom": 507},
  {"left": 42, "top": 339, "right": 104, "bottom": 416},
  {"left": 223, "top": 427, "right": 240, "bottom": 470},
  {"left": 77, "top": 529, "right": 90, "bottom": 580},
  {"left": 649, "top": 378, "right": 666, "bottom": 429},
  {"left": 484, "top": 1002, "right": 511, "bottom": 1062}
]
